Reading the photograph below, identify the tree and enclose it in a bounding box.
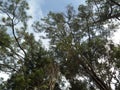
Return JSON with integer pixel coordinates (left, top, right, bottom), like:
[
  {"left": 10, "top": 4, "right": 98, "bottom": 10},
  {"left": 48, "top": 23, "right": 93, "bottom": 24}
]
[
  {"left": 4, "top": 32, "right": 59, "bottom": 90},
  {"left": 0, "top": 0, "right": 59, "bottom": 90},
  {"left": 0, "top": 0, "right": 30, "bottom": 72},
  {"left": 0, "top": 0, "right": 120, "bottom": 90},
  {"left": 0, "top": 26, "right": 12, "bottom": 70},
  {"left": 34, "top": 0, "right": 120, "bottom": 89}
]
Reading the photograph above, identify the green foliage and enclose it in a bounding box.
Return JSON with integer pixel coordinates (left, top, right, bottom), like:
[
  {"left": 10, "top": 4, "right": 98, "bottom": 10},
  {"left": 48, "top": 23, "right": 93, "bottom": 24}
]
[
  {"left": 0, "top": 0, "right": 120, "bottom": 90},
  {"left": 0, "top": 0, "right": 30, "bottom": 25},
  {"left": 0, "top": 26, "right": 11, "bottom": 49},
  {"left": 33, "top": 0, "right": 120, "bottom": 90},
  {"left": 0, "top": 0, "right": 31, "bottom": 73},
  {"left": 3, "top": 32, "right": 58, "bottom": 90},
  {"left": 70, "top": 80, "right": 88, "bottom": 90},
  {"left": 0, "top": 0, "right": 59, "bottom": 89}
]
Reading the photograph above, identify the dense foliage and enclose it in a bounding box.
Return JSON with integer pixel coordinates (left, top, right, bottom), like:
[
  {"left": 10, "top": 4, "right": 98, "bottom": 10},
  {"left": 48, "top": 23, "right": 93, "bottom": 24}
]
[{"left": 0, "top": 0, "right": 120, "bottom": 90}]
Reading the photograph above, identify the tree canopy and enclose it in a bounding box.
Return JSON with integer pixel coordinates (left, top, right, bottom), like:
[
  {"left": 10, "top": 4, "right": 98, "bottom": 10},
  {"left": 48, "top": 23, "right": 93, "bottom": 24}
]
[{"left": 0, "top": 0, "right": 120, "bottom": 90}]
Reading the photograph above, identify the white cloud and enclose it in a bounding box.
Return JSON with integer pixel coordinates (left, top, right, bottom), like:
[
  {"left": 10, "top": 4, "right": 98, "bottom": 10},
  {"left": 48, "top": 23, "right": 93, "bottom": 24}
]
[
  {"left": 26, "top": 0, "right": 50, "bottom": 49},
  {"left": 28, "top": 0, "right": 44, "bottom": 19},
  {"left": 0, "top": 72, "right": 9, "bottom": 81},
  {"left": 27, "top": 0, "right": 43, "bottom": 38},
  {"left": 112, "top": 29, "right": 120, "bottom": 44},
  {"left": 27, "top": 0, "right": 44, "bottom": 32},
  {"left": 27, "top": 0, "right": 44, "bottom": 28}
]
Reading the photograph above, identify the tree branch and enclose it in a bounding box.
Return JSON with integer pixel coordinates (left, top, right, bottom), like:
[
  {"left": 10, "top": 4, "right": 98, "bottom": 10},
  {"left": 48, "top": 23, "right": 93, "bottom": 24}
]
[
  {"left": 110, "top": 0, "right": 120, "bottom": 7},
  {"left": 0, "top": 63, "right": 17, "bottom": 72},
  {"left": 11, "top": 19, "right": 27, "bottom": 57},
  {"left": 95, "top": 13, "right": 120, "bottom": 23}
]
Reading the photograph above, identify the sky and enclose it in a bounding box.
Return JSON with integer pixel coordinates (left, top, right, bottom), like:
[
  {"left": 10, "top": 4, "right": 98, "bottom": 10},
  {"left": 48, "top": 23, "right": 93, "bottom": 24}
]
[{"left": 28, "top": 0, "right": 85, "bottom": 18}]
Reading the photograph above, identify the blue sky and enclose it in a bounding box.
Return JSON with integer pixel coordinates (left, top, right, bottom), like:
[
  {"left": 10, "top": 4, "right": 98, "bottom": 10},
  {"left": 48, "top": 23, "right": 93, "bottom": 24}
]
[
  {"left": 40, "top": 0, "right": 85, "bottom": 15},
  {"left": 28, "top": 0, "right": 85, "bottom": 20}
]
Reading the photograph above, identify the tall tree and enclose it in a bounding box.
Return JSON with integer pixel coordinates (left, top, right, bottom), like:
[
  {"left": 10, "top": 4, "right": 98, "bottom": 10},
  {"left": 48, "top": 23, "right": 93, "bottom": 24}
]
[
  {"left": 0, "top": 0, "right": 120, "bottom": 90},
  {"left": 34, "top": 0, "right": 120, "bottom": 89},
  {"left": 4, "top": 32, "right": 59, "bottom": 90},
  {"left": 0, "top": 0, "right": 30, "bottom": 72},
  {"left": 0, "top": 0, "right": 60, "bottom": 90}
]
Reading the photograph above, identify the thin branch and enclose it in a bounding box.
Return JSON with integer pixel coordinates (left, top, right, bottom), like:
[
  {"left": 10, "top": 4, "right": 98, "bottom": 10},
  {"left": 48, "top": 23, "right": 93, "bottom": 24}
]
[
  {"left": 93, "top": 0, "right": 100, "bottom": 16},
  {"left": 0, "top": 63, "right": 17, "bottom": 72},
  {"left": 110, "top": 0, "right": 120, "bottom": 7},
  {"left": 12, "top": 1, "right": 18, "bottom": 20},
  {"left": 10, "top": 47, "right": 24, "bottom": 59},
  {"left": 11, "top": 19, "right": 27, "bottom": 57},
  {"left": 76, "top": 47, "right": 111, "bottom": 90},
  {"left": 116, "top": 17, "right": 120, "bottom": 21},
  {"left": 0, "top": 9, "right": 12, "bottom": 20},
  {"left": 95, "top": 13, "right": 120, "bottom": 23}
]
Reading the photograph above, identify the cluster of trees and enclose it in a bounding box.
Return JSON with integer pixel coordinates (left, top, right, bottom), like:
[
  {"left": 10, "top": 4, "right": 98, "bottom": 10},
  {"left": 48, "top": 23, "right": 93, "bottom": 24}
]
[{"left": 0, "top": 0, "right": 120, "bottom": 90}]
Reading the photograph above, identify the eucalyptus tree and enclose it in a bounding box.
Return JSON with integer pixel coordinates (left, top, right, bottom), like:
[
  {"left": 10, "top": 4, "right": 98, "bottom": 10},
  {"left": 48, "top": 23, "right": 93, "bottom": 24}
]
[{"left": 33, "top": 0, "right": 120, "bottom": 90}]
